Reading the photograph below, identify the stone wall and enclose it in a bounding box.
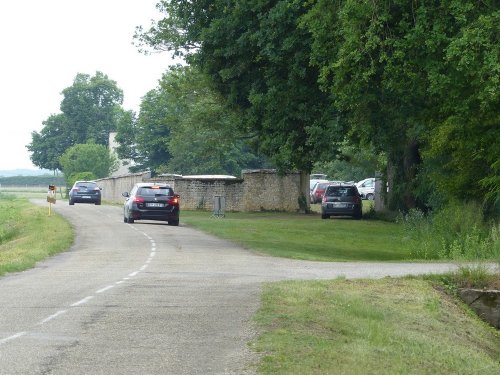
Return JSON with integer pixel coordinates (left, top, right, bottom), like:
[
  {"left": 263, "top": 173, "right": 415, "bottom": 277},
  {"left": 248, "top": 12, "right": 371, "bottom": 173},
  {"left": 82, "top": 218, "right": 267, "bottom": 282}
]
[
  {"left": 458, "top": 288, "right": 500, "bottom": 329},
  {"left": 96, "top": 169, "right": 304, "bottom": 212},
  {"left": 97, "top": 172, "right": 151, "bottom": 203}
]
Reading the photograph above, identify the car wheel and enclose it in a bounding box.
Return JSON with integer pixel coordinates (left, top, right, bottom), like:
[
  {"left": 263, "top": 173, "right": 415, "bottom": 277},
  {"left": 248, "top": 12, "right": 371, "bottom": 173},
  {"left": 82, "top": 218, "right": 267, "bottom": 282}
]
[
  {"left": 123, "top": 216, "right": 128, "bottom": 223},
  {"left": 168, "top": 219, "right": 179, "bottom": 226},
  {"left": 353, "top": 213, "right": 362, "bottom": 220},
  {"left": 69, "top": 200, "right": 74, "bottom": 205},
  {"left": 128, "top": 217, "right": 134, "bottom": 224},
  {"left": 95, "top": 200, "right": 101, "bottom": 205},
  {"left": 321, "top": 213, "right": 329, "bottom": 219},
  {"left": 366, "top": 193, "right": 374, "bottom": 200}
]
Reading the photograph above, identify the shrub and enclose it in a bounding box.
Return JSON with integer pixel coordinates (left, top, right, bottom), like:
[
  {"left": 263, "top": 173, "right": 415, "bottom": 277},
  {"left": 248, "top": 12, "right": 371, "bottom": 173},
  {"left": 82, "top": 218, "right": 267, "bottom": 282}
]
[{"left": 399, "top": 201, "right": 499, "bottom": 261}]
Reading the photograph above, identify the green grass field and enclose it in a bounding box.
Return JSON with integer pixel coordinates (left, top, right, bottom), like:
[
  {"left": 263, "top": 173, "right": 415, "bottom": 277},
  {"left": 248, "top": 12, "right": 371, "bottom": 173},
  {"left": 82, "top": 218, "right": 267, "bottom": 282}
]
[
  {"left": 0, "top": 185, "right": 67, "bottom": 200},
  {"left": 182, "top": 210, "right": 412, "bottom": 261}
]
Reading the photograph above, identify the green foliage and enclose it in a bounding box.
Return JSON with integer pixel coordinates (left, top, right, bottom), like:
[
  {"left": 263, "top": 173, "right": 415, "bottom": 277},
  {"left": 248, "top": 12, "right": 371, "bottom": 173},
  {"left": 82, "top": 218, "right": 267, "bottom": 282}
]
[
  {"left": 137, "top": 1, "right": 499, "bottom": 213},
  {"left": 398, "top": 202, "right": 499, "bottom": 260},
  {"left": 116, "top": 65, "right": 270, "bottom": 175},
  {"left": 59, "top": 143, "right": 118, "bottom": 183},
  {"left": 162, "top": 66, "right": 270, "bottom": 175},
  {"left": 28, "top": 72, "right": 125, "bottom": 171},
  {"left": 301, "top": 0, "right": 499, "bottom": 211},
  {"left": 313, "top": 141, "right": 383, "bottom": 182},
  {"left": 137, "top": 1, "right": 338, "bottom": 173}
]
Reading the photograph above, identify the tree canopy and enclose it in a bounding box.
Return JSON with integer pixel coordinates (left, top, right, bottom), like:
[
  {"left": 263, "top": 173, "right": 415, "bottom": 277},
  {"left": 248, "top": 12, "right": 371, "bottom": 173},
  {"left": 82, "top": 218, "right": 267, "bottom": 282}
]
[
  {"left": 116, "top": 65, "right": 270, "bottom": 176},
  {"left": 136, "top": 0, "right": 499, "bottom": 212},
  {"left": 59, "top": 143, "right": 118, "bottom": 182},
  {"left": 27, "top": 72, "right": 126, "bottom": 171}
]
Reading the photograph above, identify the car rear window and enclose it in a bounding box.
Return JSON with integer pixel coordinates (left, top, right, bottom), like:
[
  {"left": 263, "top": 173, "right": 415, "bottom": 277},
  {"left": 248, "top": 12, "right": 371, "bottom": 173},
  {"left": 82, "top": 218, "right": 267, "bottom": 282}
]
[
  {"left": 138, "top": 186, "right": 173, "bottom": 196},
  {"left": 76, "top": 182, "right": 97, "bottom": 189},
  {"left": 325, "top": 186, "right": 357, "bottom": 197}
]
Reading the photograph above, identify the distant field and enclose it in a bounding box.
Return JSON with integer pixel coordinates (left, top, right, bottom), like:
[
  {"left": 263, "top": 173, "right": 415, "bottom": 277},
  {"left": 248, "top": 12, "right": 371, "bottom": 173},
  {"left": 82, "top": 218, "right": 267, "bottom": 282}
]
[{"left": 0, "top": 185, "right": 67, "bottom": 200}]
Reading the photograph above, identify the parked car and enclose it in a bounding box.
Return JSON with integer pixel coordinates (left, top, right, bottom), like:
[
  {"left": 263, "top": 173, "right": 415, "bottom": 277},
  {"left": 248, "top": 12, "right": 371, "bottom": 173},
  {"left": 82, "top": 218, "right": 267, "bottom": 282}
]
[
  {"left": 321, "top": 184, "right": 362, "bottom": 219},
  {"left": 310, "top": 173, "right": 328, "bottom": 180},
  {"left": 310, "top": 178, "right": 329, "bottom": 192},
  {"left": 310, "top": 181, "right": 331, "bottom": 204},
  {"left": 122, "top": 183, "right": 180, "bottom": 226},
  {"left": 69, "top": 181, "right": 102, "bottom": 205},
  {"left": 356, "top": 178, "right": 375, "bottom": 200}
]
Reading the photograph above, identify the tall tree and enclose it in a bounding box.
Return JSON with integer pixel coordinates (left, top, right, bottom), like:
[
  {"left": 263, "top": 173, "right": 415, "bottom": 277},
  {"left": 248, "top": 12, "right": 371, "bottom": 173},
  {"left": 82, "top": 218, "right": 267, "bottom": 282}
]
[
  {"left": 135, "top": 0, "right": 338, "bottom": 173},
  {"left": 137, "top": 0, "right": 498, "bottom": 211},
  {"left": 301, "top": 0, "right": 499, "bottom": 210},
  {"left": 28, "top": 72, "right": 125, "bottom": 171},
  {"left": 115, "top": 65, "right": 269, "bottom": 175},
  {"left": 26, "top": 114, "right": 70, "bottom": 171},
  {"left": 162, "top": 66, "right": 269, "bottom": 175},
  {"left": 60, "top": 72, "right": 123, "bottom": 145}
]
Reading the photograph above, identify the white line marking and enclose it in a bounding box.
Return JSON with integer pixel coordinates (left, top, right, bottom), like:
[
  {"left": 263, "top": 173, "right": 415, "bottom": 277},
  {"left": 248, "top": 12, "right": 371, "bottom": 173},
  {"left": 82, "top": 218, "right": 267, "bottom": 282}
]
[
  {"left": 140, "top": 264, "right": 148, "bottom": 271},
  {"left": 96, "top": 285, "right": 115, "bottom": 294},
  {"left": 129, "top": 271, "right": 139, "bottom": 277},
  {"left": 38, "top": 310, "right": 67, "bottom": 325},
  {"left": 0, "top": 332, "right": 27, "bottom": 345},
  {"left": 116, "top": 280, "right": 125, "bottom": 284},
  {"left": 150, "top": 252, "right": 156, "bottom": 257},
  {"left": 70, "top": 296, "right": 94, "bottom": 307}
]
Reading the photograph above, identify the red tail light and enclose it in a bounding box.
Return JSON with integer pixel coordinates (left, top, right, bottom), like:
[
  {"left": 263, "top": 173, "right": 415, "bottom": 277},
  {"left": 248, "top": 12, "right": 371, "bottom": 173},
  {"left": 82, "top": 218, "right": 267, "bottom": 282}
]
[
  {"left": 354, "top": 195, "right": 361, "bottom": 204},
  {"left": 133, "top": 196, "right": 145, "bottom": 204},
  {"left": 322, "top": 195, "right": 327, "bottom": 203},
  {"left": 72, "top": 187, "right": 79, "bottom": 192},
  {"left": 168, "top": 195, "right": 180, "bottom": 205}
]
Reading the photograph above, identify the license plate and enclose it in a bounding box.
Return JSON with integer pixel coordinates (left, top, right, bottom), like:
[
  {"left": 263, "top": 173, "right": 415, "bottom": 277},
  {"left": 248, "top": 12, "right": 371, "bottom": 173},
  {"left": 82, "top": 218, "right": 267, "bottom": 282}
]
[
  {"left": 146, "top": 202, "right": 164, "bottom": 208},
  {"left": 329, "top": 202, "right": 347, "bottom": 208},
  {"left": 82, "top": 195, "right": 91, "bottom": 199}
]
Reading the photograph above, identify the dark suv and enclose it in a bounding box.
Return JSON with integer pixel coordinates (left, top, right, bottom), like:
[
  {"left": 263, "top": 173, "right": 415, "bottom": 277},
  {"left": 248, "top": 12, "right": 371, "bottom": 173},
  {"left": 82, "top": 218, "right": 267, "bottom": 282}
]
[
  {"left": 321, "top": 184, "right": 362, "bottom": 219},
  {"left": 122, "top": 183, "right": 180, "bottom": 226}
]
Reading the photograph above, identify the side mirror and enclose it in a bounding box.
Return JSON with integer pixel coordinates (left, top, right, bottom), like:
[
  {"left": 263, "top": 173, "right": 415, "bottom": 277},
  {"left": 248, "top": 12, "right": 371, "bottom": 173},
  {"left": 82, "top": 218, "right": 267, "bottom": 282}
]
[{"left": 122, "top": 192, "right": 130, "bottom": 198}]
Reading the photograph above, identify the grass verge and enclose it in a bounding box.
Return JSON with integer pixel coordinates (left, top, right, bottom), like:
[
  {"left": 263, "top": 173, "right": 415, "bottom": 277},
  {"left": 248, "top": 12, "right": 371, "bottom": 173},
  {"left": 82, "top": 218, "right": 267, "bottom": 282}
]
[
  {"left": 0, "top": 194, "right": 73, "bottom": 277},
  {"left": 252, "top": 278, "right": 499, "bottom": 375},
  {"left": 182, "top": 210, "right": 412, "bottom": 261}
]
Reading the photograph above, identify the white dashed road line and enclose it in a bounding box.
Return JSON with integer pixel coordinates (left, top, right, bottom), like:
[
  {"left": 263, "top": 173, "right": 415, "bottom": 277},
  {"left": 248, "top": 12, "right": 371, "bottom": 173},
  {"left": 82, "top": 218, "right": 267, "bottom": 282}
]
[
  {"left": 38, "top": 310, "right": 67, "bottom": 325},
  {"left": 0, "top": 226, "right": 157, "bottom": 346},
  {"left": 0, "top": 332, "right": 27, "bottom": 345},
  {"left": 70, "top": 296, "right": 94, "bottom": 307}
]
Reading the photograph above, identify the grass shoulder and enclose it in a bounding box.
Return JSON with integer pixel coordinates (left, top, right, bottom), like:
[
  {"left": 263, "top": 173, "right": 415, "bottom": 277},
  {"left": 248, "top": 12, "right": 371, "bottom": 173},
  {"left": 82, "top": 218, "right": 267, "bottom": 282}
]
[
  {"left": 252, "top": 277, "right": 499, "bottom": 374},
  {"left": 0, "top": 195, "right": 73, "bottom": 277}
]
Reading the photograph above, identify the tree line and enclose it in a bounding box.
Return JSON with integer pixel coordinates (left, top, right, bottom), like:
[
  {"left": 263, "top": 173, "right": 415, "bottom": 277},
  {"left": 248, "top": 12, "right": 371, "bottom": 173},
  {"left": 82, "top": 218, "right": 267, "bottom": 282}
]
[
  {"left": 28, "top": 0, "right": 499, "bottom": 215},
  {"left": 134, "top": 0, "right": 498, "bottom": 214}
]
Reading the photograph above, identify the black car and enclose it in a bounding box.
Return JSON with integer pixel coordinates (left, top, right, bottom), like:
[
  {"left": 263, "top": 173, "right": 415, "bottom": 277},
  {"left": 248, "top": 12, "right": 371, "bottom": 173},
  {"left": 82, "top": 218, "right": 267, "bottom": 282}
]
[
  {"left": 321, "top": 184, "right": 362, "bottom": 219},
  {"left": 122, "top": 183, "right": 180, "bottom": 226},
  {"left": 69, "top": 181, "right": 102, "bottom": 205}
]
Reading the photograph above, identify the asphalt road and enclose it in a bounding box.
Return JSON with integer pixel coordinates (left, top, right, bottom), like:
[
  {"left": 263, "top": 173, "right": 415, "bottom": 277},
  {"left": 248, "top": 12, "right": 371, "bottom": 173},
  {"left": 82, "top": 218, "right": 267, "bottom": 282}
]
[{"left": 0, "top": 201, "right": 461, "bottom": 374}]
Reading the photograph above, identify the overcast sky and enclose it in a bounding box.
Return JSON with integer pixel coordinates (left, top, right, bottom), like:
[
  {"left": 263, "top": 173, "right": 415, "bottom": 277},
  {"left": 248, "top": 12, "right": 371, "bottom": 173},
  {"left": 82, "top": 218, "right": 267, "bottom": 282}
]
[{"left": 0, "top": 0, "right": 176, "bottom": 171}]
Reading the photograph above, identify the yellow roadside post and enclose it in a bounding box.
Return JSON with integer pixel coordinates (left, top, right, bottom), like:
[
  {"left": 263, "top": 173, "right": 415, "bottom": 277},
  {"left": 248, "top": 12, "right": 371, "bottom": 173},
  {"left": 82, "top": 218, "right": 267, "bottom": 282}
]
[{"left": 47, "top": 185, "right": 57, "bottom": 216}]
